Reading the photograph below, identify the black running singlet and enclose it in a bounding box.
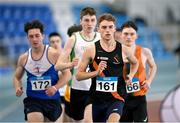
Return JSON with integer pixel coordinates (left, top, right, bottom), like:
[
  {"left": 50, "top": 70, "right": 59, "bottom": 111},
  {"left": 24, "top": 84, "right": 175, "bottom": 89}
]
[{"left": 89, "top": 40, "right": 127, "bottom": 103}]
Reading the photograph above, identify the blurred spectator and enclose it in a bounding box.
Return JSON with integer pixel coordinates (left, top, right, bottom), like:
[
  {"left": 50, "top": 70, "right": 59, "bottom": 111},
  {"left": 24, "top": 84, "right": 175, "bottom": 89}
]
[
  {"left": 67, "top": 24, "right": 82, "bottom": 37},
  {"left": 166, "top": 7, "right": 176, "bottom": 24},
  {"left": 48, "top": 32, "right": 62, "bottom": 52},
  {"left": 174, "top": 44, "right": 180, "bottom": 65},
  {"left": 174, "top": 43, "right": 180, "bottom": 78},
  {"left": 114, "top": 27, "right": 122, "bottom": 43},
  {"left": 134, "top": 17, "right": 148, "bottom": 27}
]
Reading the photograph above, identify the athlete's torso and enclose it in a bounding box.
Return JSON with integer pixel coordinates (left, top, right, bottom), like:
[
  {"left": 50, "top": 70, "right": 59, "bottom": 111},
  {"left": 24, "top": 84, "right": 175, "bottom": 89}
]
[
  {"left": 89, "top": 41, "right": 126, "bottom": 102},
  {"left": 123, "top": 45, "right": 147, "bottom": 96},
  {"left": 24, "top": 45, "right": 60, "bottom": 99},
  {"left": 71, "top": 31, "right": 101, "bottom": 90}
]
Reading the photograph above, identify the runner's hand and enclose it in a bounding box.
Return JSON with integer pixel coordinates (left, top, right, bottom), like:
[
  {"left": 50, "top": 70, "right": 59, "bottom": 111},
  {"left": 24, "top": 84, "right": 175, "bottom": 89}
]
[
  {"left": 125, "top": 74, "right": 132, "bottom": 85},
  {"left": 72, "top": 57, "right": 79, "bottom": 67},
  {"left": 97, "top": 61, "right": 107, "bottom": 75},
  {"left": 141, "top": 80, "right": 151, "bottom": 91},
  {"left": 45, "top": 86, "right": 57, "bottom": 96},
  {"left": 16, "top": 87, "right": 23, "bottom": 97}
]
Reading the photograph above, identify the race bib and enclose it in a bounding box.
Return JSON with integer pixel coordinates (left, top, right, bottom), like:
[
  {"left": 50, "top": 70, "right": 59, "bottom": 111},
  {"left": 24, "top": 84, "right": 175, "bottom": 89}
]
[
  {"left": 126, "top": 77, "right": 140, "bottom": 93},
  {"left": 96, "top": 77, "right": 118, "bottom": 92},
  {"left": 30, "top": 76, "right": 51, "bottom": 90}
]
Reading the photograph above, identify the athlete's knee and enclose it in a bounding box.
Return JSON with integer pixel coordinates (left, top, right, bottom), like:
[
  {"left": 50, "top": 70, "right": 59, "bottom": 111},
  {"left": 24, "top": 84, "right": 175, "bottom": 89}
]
[
  {"left": 107, "top": 113, "right": 120, "bottom": 122},
  {"left": 27, "top": 112, "right": 44, "bottom": 122}
]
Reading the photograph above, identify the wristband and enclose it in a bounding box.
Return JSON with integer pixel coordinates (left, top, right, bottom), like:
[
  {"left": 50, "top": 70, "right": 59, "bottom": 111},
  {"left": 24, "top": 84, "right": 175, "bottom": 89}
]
[{"left": 52, "top": 86, "right": 58, "bottom": 92}]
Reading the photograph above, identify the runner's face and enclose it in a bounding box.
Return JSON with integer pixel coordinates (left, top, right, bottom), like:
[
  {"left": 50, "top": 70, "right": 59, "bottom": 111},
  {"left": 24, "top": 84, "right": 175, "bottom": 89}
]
[
  {"left": 27, "top": 29, "right": 44, "bottom": 48},
  {"left": 98, "top": 20, "right": 116, "bottom": 41},
  {"left": 49, "top": 36, "right": 62, "bottom": 50},
  {"left": 80, "top": 14, "right": 97, "bottom": 33},
  {"left": 121, "top": 27, "right": 137, "bottom": 46}
]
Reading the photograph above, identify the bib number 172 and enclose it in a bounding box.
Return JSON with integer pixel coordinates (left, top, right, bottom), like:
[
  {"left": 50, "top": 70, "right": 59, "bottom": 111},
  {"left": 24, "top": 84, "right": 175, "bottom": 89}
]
[{"left": 30, "top": 76, "right": 51, "bottom": 90}]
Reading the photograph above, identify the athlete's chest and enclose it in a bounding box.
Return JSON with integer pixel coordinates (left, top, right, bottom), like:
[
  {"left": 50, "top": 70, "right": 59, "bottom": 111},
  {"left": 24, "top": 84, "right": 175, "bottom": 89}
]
[
  {"left": 95, "top": 50, "right": 123, "bottom": 67},
  {"left": 75, "top": 41, "right": 95, "bottom": 55}
]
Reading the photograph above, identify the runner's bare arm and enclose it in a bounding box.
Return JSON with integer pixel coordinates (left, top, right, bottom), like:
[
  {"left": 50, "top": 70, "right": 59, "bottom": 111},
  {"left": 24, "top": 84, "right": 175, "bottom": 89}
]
[
  {"left": 123, "top": 45, "right": 139, "bottom": 81},
  {"left": 46, "top": 48, "right": 72, "bottom": 96},
  {"left": 144, "top": 48, "right": 157, "bottom": 86},
  {"left": 55, "top": 35, "right": 78, "bottom": 71},
  {"left": 76, "top": 45, "right": 101, "bottom": 81},
  {"left": 13, "top": 53, "right": 27, "bottom": 96},
  {"left": 76, "top": 44, "right": 107, "bottom": 81},
  {"left": 46, "top": 69, "right": 71, "bottom": 96}
]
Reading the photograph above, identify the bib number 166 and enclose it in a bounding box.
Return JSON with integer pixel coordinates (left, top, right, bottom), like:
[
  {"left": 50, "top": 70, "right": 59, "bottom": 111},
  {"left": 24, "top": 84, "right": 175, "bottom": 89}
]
[{"left": 126, "top": 78, "right": 140, "bottom": 93}]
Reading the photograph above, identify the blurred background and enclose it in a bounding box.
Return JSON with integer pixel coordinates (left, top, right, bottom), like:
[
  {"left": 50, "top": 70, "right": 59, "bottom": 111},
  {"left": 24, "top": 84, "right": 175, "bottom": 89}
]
[{"left": 0, "top": 0, "right": 180, "bottom": 122}]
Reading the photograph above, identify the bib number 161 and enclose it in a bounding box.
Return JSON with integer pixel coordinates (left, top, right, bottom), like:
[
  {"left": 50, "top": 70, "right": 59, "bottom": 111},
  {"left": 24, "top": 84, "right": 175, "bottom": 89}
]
[{"left": 96, "top": 77, "right": 118, "bottom": 92}]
